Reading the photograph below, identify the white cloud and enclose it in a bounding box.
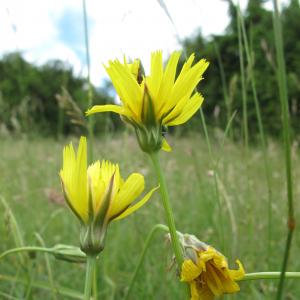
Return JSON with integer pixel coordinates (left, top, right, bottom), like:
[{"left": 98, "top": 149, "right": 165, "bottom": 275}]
[
  {"left": 23, "top": 43, "right": 83, "bottom": 73},
  {"left": 1, "top": 0, "right": 283, "bottom": 86},
  {"left": 87, "top": 0, "right": 181, "bottom": 85}
]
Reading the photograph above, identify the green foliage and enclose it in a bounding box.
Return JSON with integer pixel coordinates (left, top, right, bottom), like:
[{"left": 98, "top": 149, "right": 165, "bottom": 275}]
[
  {"left": 182, "top": 0, "right": 300, "bottom": 138},
  {"left": 0, "top": 52, "right": 114, "bottom": 136}
]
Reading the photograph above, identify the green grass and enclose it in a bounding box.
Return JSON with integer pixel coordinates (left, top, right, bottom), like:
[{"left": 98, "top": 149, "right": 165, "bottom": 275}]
[{"left": 0, "top": 132, "right": 299, "bottom": 299}]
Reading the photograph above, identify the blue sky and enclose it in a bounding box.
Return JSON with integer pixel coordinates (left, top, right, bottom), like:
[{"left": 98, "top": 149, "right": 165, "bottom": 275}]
[{"left": 57, "top": 9, "right": 86, "bottom": 63}]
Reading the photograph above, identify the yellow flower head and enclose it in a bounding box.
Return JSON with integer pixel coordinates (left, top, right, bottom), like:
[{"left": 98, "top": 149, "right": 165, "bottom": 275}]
[
  {"left": 179, "top": 235, "right": 245, "bottom": 300},
  {"left": 60, "top": 136, "right": 157, "bottom": 254},
  {"left": 86, "top": 51, "right": 209, "bottom": 152}
]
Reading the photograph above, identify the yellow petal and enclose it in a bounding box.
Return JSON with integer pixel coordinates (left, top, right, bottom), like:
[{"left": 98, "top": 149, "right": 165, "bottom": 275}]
[
  {"left": 100, "top": 161, "right": 120, "bottom": 197},
  {"left": 162, "top": 94, "right": 189, "bottom": 125},
  {"left": 170, "top": 59, "right": 209, "bottom": 105},
  {"left": 181, "top": 259, "right": 202, "bottom": 282},
  {"left": 190, "top": 281, "right": 201, "bottom": 300},
  {"left": 104, "top": 62, "right": 127, "bottom": 104},
  {"left": 228, "top": 260, "right": 245, "bottom": 281},
  {"left": 161, "top": 138, "right": 172, "bottom": 152},
  {"left": 167, "top": 93, "right": 204, "bottom": 126},
  {"left": 211, "top": 251, "right": 228, "bottom": 270},
  {"left": 108, "top": 173, "right": 144, "bottom": 218},
  {"left": 60, "top": 136, "right": 88, "bottom": 223},
  {"left": 105, "top": 60, "right": 143, "bottom": 121},
  {"left": 113, "top": 62, "right": 143, "bottom": 108},
  {"left": 200, "top": 247, "right": 216, "bottom": 261},
  {"left": 114, "top": 185, "right": 158, "bottom": 221},
  {"left": 73, "top": 136, "right": 88, "bottom": 221},
  {"left": 197, "top": 285, "right": 215, "bottom": 300},
  {"left": 162, "top": 51, "right": 181, "bottom": 87},
  {"left": 160, "top": 53, "right": 195, "bottom": 113},
  {"left": 156, "top": 51, "right": 181, "bottom": 117},
  {"left": 86, "top": 104, "right": 131, "bottom": 118},
  {"left": 204, "top": 264, "right": 224, "bottom": 296},
  {"left": 179, "top": 53, "right": 195, "bottom": 79},
  {"left": 87, "top": 161, "right": 106, "bottom": 215},
  {"left": 146, "top": 51, "right": 163, "bottom": 102},
  {"left": 219, "top": 276, "right": 240, "bottom": 294}
]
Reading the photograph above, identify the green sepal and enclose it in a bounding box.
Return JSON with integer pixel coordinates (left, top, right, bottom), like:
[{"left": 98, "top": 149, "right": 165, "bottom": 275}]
[
  {"left": 80, "top": 224, "right": 105, "bottom": 256},
  {"left": 134, "top": 124, "right": 163, "bottom": 153},
  {"left": 141, "top": 85, "right": 156, "bottom": 126}
]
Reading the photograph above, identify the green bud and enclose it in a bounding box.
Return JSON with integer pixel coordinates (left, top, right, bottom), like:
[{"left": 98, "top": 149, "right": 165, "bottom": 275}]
[
  {"left": 52, "top": 244, "right": 86, "bottom": 263},
  {"left": 80, "top": 223, "right": 107, "bottom": 256},
  {"left": 135, "top": 125, "right": 163, "bottom": 153}
]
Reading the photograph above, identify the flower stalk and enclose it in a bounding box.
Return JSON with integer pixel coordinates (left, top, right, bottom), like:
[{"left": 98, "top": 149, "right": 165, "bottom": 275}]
[
  {"left": 242, "top": 272, "right": 300, "bottom": 281},
  {"left": 148, "top": 152, "right": 184, "bottom": 269},
  {"left": 84, "top": 256, "right": 96, "bottom": 300}
]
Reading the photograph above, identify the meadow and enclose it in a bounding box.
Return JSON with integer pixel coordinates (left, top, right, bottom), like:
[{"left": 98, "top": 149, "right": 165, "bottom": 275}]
[{"left": 1, "top": 131, "right": 299, "bottom": 299}]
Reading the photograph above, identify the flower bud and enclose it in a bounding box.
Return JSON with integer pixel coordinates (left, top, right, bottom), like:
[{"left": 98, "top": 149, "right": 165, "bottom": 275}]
[
  {"left": 51, "top": 244, "right": 86, "bottom": 263},
  {"left": 60, "top": 137, "right": 158, "bottom": 256}
]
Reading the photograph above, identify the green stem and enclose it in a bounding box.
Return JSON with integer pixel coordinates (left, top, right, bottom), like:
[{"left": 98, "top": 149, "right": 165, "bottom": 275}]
[
  {"left": 124, "top": 224, "right": 169, "bottom": 300},
  {"left": 84, "top": 256, "right": 96, "bottom": 300},
  {"left": 0, "top": 246, "right": 53, "bottom": 260},
  {"left": 242, "top": 272, "right": 300, "bottom": 281},
  {"left": 82, "top": 0, "right": 94, "bottom": 161},
  {"left": 148, "top": 151, "right": 189, "bottom": 298},
  {"left": 272, "top": 1, "right": 295, "bottom": 299},
  {"left": 93, "top": 264, "right": 98, "bottom": 300},
  {"left": 149, "top": 152, "right": 184, "bottom": 266}
]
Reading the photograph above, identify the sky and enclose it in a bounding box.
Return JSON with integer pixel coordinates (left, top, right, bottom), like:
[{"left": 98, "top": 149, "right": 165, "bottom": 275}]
[{"left": 0, "top": 0, "right": 281, "bottom": 87}]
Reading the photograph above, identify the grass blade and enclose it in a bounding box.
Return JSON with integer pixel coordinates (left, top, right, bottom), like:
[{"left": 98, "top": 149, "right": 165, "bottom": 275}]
[{"left": 272, "top": 1, "right": 295, "bottom": 298}]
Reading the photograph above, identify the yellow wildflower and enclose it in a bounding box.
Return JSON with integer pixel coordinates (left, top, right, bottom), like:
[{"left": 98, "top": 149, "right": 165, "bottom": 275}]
[
  {"left": 179, "top": 235, "right": 245, "bottom": 300},
  {"left": 60, "top": 136, "right": 158, "bottom": 254},
  {"left": 86, "top": 51, "right": 209, "bottom": 152}
]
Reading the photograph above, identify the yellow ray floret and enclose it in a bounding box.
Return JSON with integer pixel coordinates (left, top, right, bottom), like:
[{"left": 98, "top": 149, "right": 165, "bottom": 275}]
[
  {"left": 181, "top": 246, "right": 245, "bottom": 300},
  {"left": 86, "top": 51, "right": 208, "bottom": 128},
  {"left": 60, "top": 136, "right": 158, "bottom": 224}
]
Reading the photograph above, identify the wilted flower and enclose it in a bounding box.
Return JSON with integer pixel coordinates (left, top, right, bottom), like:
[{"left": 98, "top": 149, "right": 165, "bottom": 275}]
[
  {"left": 86, "top": 51, "right": 209, "bottom": 153},
  {"left": 60, "top": 136, "right": 157, "bottom": 254},
  {"left": 174, "top": 233, "right": 245, "bottom": 300}
]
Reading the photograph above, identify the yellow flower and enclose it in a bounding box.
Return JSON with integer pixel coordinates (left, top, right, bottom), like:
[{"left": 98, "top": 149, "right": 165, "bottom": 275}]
[
  {"left": 60, "top": 136, "right": 158, "bottom": 254},
  {"left": 86, "top": 51, "right": 209, "bottom": 152},
  {"left": 181, "top": 243, "right": 245, "bottom": 300}
]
